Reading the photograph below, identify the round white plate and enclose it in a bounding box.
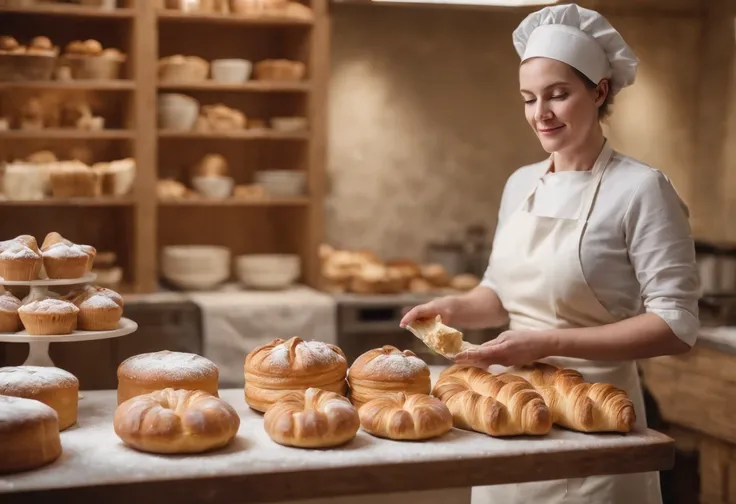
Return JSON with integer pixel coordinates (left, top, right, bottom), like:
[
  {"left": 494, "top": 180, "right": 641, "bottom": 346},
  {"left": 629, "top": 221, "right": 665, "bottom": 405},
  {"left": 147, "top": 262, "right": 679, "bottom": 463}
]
[
  {"left": 0, "top": 317, "right": 137, "bottom": 343},
  {"left": 0, "top": 273, "right": 97, "bottom": 287}
]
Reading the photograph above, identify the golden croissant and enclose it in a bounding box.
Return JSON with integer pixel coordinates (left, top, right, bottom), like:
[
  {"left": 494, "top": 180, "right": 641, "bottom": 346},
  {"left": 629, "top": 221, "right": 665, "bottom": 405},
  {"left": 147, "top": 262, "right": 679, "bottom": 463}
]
[
  {"left": 359, "top": 392, "right": 453, "bottom": 441},
  {"left": 432, "top": 365, "right": 552, "bottom": 436},
  {"left": 508, "top": 362, "right": 636, "bottom": 433}
]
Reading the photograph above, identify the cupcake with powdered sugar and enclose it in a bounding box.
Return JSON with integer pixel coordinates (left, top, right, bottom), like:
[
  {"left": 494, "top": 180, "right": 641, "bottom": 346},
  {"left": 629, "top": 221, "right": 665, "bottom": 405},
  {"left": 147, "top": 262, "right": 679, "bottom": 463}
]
[
  {"left": 18, "top": 298, "right": 79, "bottom": 335},
  {"left": 0, "top": 291, "right": 22, "bottom": 332},
  {"left": 0, "top": 238, "right": 42, "bottom": 281},
  {"left": 40, "top": 232, "right": 90, "bottom": 279}
]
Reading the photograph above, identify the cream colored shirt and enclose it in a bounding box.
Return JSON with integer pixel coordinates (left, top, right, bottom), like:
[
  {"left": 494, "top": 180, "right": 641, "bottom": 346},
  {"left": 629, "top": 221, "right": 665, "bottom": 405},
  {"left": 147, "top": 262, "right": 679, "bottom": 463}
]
[{"left": 481, "top": 151, "right": 700, "bottom": 345}]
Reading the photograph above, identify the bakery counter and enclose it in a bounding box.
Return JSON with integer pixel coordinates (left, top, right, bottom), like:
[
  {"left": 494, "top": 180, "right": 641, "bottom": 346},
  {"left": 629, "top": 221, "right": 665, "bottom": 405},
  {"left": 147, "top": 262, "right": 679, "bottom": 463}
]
[{"left": 0, "top": 388, "right": 673, "bottom": 504}]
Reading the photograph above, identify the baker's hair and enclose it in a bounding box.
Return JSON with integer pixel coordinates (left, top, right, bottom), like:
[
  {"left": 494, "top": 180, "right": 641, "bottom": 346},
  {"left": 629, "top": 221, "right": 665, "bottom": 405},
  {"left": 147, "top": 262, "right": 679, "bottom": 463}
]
[{"left": 572, "top": 68, "right": 613, "bottom": 120}]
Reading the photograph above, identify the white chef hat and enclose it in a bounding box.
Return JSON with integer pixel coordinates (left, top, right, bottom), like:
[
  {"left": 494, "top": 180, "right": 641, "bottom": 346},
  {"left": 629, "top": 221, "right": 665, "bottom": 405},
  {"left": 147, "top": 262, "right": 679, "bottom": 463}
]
[{"left": 512, "top": 3, "right": 639, "bottom": 95}]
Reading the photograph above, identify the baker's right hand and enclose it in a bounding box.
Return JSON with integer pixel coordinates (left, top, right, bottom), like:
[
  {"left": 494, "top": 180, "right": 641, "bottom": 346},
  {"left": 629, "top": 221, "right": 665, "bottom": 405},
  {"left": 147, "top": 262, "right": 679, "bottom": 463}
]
[{"left": 399, "top": 297, "right": 458, "bottom": 328}]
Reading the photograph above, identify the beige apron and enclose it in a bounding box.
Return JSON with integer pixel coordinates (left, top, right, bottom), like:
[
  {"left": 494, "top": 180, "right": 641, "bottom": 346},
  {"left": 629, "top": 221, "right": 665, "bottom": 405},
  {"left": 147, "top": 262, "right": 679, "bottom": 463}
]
[{"left": 473, "top": 143, "right": 662, "bottom": 504}]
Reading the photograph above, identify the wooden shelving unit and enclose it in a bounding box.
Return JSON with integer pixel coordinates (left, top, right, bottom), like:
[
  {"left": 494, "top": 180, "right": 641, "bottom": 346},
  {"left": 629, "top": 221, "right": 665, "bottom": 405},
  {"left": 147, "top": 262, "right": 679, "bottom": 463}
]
[{"left": 0, "top": 0, "right": 329, "bottom": 293}]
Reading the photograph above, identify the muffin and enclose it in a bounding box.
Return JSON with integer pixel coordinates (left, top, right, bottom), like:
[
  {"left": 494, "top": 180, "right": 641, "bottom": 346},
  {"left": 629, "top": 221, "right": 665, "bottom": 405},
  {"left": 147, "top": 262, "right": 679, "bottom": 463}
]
[
  {"left": 18, "top": 299, "right": 79, "bottom": 335},
  {"left": 80, "top": 245, "right": 96, "bottom": 273},
  {"left": 65, "top": 285, "right": 123, "bottom": 308},
  {"left": 0, "top": 240, "right": 42, "bottom": 281},
  {"left": 72, "top": 290, "right": 122, "bottom": 331},
  {"left": 0, "top": 292, "right": 22, "bottom": 333},
  {"left": 42, "top": 242, "right": 89, "bottom": 279}
]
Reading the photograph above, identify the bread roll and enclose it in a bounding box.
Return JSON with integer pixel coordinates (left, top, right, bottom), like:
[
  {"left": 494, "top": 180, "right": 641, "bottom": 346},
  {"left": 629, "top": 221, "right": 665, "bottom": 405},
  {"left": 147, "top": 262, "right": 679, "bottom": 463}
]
[
  {"left": 117, "top": 350, "right": 219, "bottom": 405},
  {"left": 508, "top": 362, "right": 636, "bottom": 433},
  {"left": 0, "top": 291, "right": 22, "bottom": 332},
  {"left": 405, "top": 315, "right": 476, "bottom": 359},
  {"left": 450, "top": 273, "right": 480, "bottom": 291},
  {"left": 114, "top": 389, "right": 240, "bottom": 454},
  {"left": 264, "top": 387, "right": 359, "bottom": 448},
  {"left": 0, "top": 395, "right": 62, "bottom": 474},
  {"left": 347, "top": 345, "right": 430, "bottom": 410},
  {"left": 359, "top": 392, "right": 452, "bottom": 441},
  {"left": 0, "top": 366, "right": 79, "bottom": 431},
  {"left": 432, "top": 365, "right": 552, "bottom": 437},
  {"left": 18, "top": 299, "right": 79, "bottom": 336},
  {"left": 244, "top": 337, "right": 347, "bottom": 413},
  {"left": 420, "top": 263, "right": 450, "bottom": 287}
]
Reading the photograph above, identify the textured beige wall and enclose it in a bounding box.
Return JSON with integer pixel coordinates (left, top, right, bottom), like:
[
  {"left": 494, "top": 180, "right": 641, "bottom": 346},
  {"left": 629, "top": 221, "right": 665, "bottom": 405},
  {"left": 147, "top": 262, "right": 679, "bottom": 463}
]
[{"left": 326, "top": 5, "right": 709, "bottom": 260}]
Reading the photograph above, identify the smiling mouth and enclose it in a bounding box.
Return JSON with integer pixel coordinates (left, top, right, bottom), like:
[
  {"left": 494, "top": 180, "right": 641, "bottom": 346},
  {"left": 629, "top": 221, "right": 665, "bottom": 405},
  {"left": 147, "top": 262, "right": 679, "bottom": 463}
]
[{"left": 538, "top": 125, "right": 565, "bottom": 134}]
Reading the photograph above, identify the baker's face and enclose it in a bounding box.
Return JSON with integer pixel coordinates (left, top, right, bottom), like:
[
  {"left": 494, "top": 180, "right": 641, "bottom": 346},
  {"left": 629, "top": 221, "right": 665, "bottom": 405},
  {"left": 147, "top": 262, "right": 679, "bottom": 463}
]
[{"left": 519, "top": 58, "right": 604, "bottom": 154}]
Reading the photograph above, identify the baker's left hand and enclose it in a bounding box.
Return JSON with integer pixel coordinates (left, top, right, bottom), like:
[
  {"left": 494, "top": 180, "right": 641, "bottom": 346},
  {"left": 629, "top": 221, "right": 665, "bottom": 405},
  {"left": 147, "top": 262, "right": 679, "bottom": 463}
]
[{"left": 454, "top": 330, "right": 555, "bottom": 368}]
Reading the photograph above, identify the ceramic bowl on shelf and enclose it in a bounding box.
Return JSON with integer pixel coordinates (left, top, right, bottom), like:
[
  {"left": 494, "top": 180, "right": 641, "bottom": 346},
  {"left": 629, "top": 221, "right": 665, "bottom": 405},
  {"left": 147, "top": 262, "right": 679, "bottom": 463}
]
[
  {"left": 161, "top": 245, "right": 230, "bottom": 290},
  {"left": 158, "top": 93, "right": 200, "bottom": 131},
  {"left": 192, "top": 175, "right": 234, "bottom": 199},
  {"left": 253, "top": 170, "right": 306, "bottom": 197},
  {"left": 211, "top": 59, "right": 252, "bottom": 83},
  {"left": 236, "top": 254, "right": 301, "bottom": 290},
  {"left": 270, "top": 117, "right": 308, "bottom": 133}
]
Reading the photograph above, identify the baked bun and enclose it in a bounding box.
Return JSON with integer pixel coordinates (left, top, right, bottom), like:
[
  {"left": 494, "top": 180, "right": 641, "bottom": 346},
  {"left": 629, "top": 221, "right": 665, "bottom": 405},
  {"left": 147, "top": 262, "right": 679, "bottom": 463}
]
[
  {"left": 0, "top": 291, "right": 22, "bottom": 332},
  {"left": 420, "top": 263, "right": 450, "bottom": 287},
  {"left": 0, "top": 366, "right": 79, "bottom": 431},
  {"left": 113, "top": 389, "right": 240, "bottom": 454},
  {"left": 244, "top": 337, "right": 347, "bottom": 413},
  {"left": 18, "top": 299, "right": 79, "bottom": 335},
  {"left": 432, "top": 365, "right": 552, "bottom": 437},
  {"left": 508, "top": 362, "right": 636, "bottom": 433},
  {"left": 264, "top": 387, "right": 359, "bottom": 448},
  {"left": 0, "top": 395, "right": 62, "bottom": 474},
  {"left": 68, "top": 289, "right": 122, "bottom": 330},
  {"left": 0, "top": 239, "right": 42, "bottom": 281},
  {"left": 41, "top": 237, "right": 89, "bottom": 279},
  {"left": 450, "top": 273, "right": 480, "bottom": 291},
  {"left": 116, "top": 350, "right": 219, "bottom": 405},
  {"left": 405, "top": 315, "right": 475, "bottom": 359},
  {"left": 359, "top": 392, "right": 452, "bottom": 440},
  {"left": 347, "top": 345, "right": 430, "bottom": 410}
]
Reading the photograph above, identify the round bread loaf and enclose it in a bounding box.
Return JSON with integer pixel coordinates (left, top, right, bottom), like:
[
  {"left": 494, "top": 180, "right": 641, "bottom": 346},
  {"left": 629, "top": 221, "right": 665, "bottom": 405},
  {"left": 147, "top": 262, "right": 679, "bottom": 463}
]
[
  {"left": 113, "top": 389, "right": 240, "bottom": 454},
  {"left": 359, "top": 392, "right": 452, "bottom": 440},
  {"left": 347, "top": 346, "right": 431, "bottom": 410},
  {"left": 0, "top": 366, "right": 79, "bottom": 431},
  {"left": 264, "top": 387, "right": 359, "bottom": 448},
  {"left": 117, "top": 350, "right": 219, "bottom": 405},
  {"left": 0, "top": 395, "right": 62, "bottom": 474},
  {"left": 244, "top": 337, "right": 348, "bottom": 413}
]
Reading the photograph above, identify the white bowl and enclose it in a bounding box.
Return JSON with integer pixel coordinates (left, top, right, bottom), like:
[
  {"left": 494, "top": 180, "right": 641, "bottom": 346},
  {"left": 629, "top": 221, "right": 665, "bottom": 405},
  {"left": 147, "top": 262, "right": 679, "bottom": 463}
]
[
  {"left": 192, "top": 176, "right": 234, "bottom": 199},
  {"left": 158, "top": 93, "right": 199, "bottom": 131},
  {"left": 254, "top": 171, "right": 306, "bottom": 196},
  {"left": 163, "top": 271, "right": 230, "bottom": 291},
  {"left": 236, "top": 254, "right": 300, "bottom": 290},
  {"left": 271, "top": 117, "right": 308, "bottom": 133},
  {"left": 211, "top": 59, "right": 252, "bottom": 83},
  {"left": 161, "top": 245, "right": 231, "bottom": 277}
]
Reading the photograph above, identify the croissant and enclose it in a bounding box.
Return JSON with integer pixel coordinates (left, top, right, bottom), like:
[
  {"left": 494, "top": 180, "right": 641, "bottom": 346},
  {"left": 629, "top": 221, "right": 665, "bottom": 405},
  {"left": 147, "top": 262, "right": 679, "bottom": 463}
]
[
  {"left": 264, "top": 387, "right": 359, "bottom": 448},
  {"left": 432, "top": 365, "right": 552, "bottom": 436},
  {"left": 359, "top": 392, "right": 453, "bottom": 441},
  {"left": 508, "top": 362, "right": 636, "bottom": 433}
]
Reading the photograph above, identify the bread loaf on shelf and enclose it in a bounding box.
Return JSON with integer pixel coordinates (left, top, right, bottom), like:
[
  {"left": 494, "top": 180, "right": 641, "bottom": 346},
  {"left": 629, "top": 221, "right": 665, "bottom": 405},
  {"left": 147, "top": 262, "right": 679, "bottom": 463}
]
[
  {"left": 507, "top": 362, "right": 636, "bottom": 433},
  {"left": 432, "top": 365, "right": 552, "bottom": 437}
]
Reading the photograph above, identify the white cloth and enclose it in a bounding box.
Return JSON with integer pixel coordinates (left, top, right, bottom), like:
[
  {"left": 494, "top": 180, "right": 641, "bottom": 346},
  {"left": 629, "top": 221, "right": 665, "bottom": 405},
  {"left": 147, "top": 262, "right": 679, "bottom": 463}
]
[
  {"left": 475, "top": 142, "right": 662, "bottom": 504},
  {"left": 482, "top": 148, "right": 700, "bottom": 346},
  {"left": 513, "top": 3, "right": 639, "bottom": 95}
]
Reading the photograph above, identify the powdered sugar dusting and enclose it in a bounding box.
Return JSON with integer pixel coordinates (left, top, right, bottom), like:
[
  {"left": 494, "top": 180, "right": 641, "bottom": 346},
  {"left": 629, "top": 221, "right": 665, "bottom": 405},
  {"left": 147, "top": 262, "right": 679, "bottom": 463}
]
[
  {"left": 0, "top": 292, "right": 21, "bottom": 312},
  {"left": 42, "top": 243, "right": 87, "bottom": 259},
  {"left": 0, "top": 366, "right": 78, "bottom": 392},
  {"left": 269, "top": 340, "right": 345, "bottom": 369},
  {"left": 269, "top": 343, "right": 289, "bottom": 368},
  {"left": 0, "top": 395, "right": 57, "bottom": 424},
  {"left": 120, "top": 351, "right": 217, "bottom": 381},
  {"left": 18, "top": 299, "right": 79, "bottom": 315},
  {"left": 0, "top": 242, "right": 39, "bottom": 260},
  {"left": 362, "top": 353, "right": 428, "bottom": 379},
  {"left": 79, "top": 294, "right": 120, "bottom": 310}
]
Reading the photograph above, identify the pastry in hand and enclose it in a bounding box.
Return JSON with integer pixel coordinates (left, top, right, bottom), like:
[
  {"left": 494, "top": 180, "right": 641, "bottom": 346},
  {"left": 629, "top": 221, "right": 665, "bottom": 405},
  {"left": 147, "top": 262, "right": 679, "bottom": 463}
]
[
  {"left": 114, "top": 389, "right": 240, "bottom": 454},
  {"left": 0, "top": 291, "right": 22, "bottom": 332},
  {"left": 264, "top": 387, "right": 359, "bottom": 448},
  {"left": 347, "top": 345, "right": 430, "bottom": 410},
  {"left": 0, "top": 396, "right": 62, "bottom": 474},
  {"left": 0, "top": 238, "right": 43, "bottom": 281},
  {"left": 432, "top": 365, "right": 552, "bottom": 437},
  {"left": 359, "top": 392, "right": 452, "bottom": 441},
  {"left": 405, "top": 315, "right": 477, "bottom": 359},
  {"left": 244, "top": 337, "right": 348, "bottom": 413},
  {"left": 116, "top": 350, "right": 219, "bottom": 405},
  {"left": 0, "top": 366, "right": 79, "bottom": 431},
  {"left": 18, "top": 299, "right": 79, "bottom": 335}
]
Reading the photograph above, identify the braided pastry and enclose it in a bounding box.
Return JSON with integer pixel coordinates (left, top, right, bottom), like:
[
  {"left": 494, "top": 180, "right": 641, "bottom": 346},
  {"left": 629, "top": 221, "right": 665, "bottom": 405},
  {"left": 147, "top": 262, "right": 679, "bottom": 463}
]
[
  {"left": 509, "top": 362, "right": 636, "bottom": 433},
  {"left": 264, "top": 387, "right": 360, "bottom": 448},
  {"left": 432, "top": 365, "right": 552, "bottom": 436},
  {"left": 113, "top": 389, "right": 240, "bottom": 454},
  {"left": 359, "top": 392, "right": 452, "bottom": 441}
]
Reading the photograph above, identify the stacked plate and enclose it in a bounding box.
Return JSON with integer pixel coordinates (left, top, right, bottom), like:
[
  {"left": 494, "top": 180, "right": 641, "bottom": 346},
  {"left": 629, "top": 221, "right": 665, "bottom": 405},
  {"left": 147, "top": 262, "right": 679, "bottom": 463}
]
[
  {"left": 161, "top": 245, "right": 230, "bottom": 290},
  {"left": 254, "top": 170, "right": 306, "bottom": 197}
]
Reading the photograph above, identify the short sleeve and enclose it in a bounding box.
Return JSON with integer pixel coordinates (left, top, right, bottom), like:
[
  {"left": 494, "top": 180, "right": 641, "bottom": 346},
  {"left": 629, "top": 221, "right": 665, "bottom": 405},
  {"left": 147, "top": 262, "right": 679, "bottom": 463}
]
[{"left": 624, "top": 171, "right": 700, "bottom": 346}]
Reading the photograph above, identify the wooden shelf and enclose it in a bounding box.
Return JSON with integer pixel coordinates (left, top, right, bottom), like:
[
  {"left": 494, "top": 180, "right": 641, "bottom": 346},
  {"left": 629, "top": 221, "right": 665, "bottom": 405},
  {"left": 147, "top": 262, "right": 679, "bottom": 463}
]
[
  {"left": 0, "top": 130, "right": 134, "bottom": 140},
  {"left": 159, "top": 197, "right": 310, "bottom": 207},
  {"left": 0, "top": 5, "right": 134, "bottom": 18},
  {"left": 0, "top": 198, "right": 134, "bottom": 207},
  {"left": 158, "top": 81, "right": 311, "bottom": 93},
  {"left": 0, "top": 80, "right": 136, "bottom": 91},
  {"left": 157, "top": 10, "right": 313, "bottom": 26},
  {"left": 158, "top": 130, "right": 310, "bottom": 140}
]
